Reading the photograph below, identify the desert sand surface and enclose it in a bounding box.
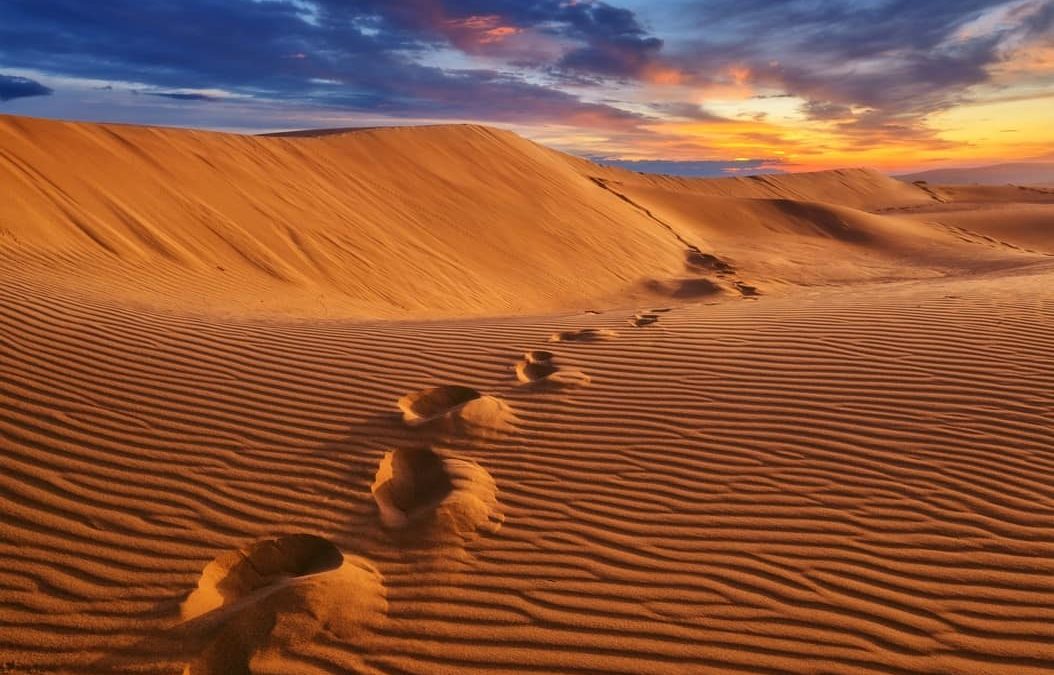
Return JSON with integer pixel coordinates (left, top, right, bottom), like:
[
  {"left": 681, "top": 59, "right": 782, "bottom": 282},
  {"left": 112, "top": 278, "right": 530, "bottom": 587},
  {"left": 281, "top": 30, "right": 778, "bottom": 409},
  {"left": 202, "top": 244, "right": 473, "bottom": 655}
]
[{"left": 1, "top": 114, "right": 1053, "bottom": 674}]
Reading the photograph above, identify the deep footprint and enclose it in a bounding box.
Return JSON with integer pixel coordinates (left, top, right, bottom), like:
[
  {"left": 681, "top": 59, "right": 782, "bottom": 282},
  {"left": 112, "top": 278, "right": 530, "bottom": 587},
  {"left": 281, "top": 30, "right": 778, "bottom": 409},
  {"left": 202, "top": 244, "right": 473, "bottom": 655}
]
[
  {"left": 372, "top": 447, "right": 503, "bottom": 539},
  {"left": 549, "top": 328, "right": 618, "bottom": 343},
  {"left": 398, "top": 385, "right": 513, "bottom": 434},
  {"left": 515, "top": 350, "right": 590, "bottom": 387},
  {"left": 629, "top": 313, "right": 660, "bottom": 327},
  {"left": 181, "top": 534, "right": 386, "bottom": 674},
  {"left": 685, "top": 249, "right": 735, "bottom": 275},
  {"left": 733, "top": 281, "right": 761, "bottom": 297}
]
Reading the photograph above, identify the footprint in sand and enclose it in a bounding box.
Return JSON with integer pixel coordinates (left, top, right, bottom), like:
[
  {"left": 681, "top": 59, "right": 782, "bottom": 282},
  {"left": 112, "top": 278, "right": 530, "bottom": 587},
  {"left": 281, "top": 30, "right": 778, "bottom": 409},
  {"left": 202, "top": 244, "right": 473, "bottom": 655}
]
[
  {"left": 398, "top": 385, "right": 514, "bottom": 435},
  {"left": 684, "top": 249, "right": 736, "bottom": 276},
  {"left": 549, "top": 328, "right": 618, "bottom": 343},
  {"left": 515, "top": 350, "right": 590, "bottom": 387},
  {"left": 372, "top": 446, "right": 503, "bottom": 540},
  {"left": 628, "top": 313, "right": 660, "bottom": 327},
  {"left": 181, "top": 534, "right": 386, "bottom": 674},
  {"left": 733, "top": 280, "right": 760, "bottom": 297}
]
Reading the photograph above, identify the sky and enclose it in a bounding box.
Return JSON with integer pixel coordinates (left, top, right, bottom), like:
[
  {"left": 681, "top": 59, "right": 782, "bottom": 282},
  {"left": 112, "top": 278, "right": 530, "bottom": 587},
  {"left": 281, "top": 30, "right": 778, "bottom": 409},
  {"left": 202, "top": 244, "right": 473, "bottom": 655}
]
[{"left": 1, "top": 0, "right": 1052, "bottom": 175}]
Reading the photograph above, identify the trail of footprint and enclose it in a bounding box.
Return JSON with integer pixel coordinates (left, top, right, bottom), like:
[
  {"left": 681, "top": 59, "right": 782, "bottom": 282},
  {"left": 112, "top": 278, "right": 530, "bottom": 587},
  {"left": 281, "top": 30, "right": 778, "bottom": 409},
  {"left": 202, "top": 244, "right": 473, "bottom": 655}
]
[
  {"left": 515, "top": 350, "right": 590, "bottom": 387},
  {"left": 181, "top": 534, "right": 386, "bottom": 674},
  {"left": 549, "top": 328, "right": 619, "bottom": 343},
  {"left": 372, "top": 446, "right": 503, "bottom": 540}
]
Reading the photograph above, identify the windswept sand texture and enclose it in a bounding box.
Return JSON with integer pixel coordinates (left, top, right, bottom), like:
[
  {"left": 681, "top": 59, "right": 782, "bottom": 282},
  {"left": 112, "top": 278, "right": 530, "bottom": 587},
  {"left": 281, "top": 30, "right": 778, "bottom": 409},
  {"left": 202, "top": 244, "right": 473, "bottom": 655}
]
[{"left": 1, "top": 115, "right": 1053, "bottom": 673}]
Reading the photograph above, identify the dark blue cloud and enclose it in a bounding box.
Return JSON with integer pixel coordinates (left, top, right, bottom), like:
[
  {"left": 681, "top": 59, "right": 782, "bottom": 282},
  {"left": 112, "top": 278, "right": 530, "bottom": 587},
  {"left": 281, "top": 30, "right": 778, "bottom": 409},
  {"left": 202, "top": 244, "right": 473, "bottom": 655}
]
[
  {"left": 551, "top": 2, "right": 664, "bottom": 78},
  {"left": 147, "top": 92, "right": 219, "bottom": 102},
  {"left": 591, "top": 157, "right": 784, "bottom": 177},
  {"left": 0, "top": 73, "right": 52, "bottom": 102},
  {"left": 0, "top": 0, "right": 654, "bottom": 127}
]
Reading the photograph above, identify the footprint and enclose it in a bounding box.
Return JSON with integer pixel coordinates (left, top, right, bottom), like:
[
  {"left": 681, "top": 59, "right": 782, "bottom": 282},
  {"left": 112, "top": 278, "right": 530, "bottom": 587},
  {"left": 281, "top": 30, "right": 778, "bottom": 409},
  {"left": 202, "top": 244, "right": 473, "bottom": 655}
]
[
  {"left": 628, "top": 313, "right": 660, "bottom": 327},
  {"left": 644, "top": 277, "right": 723, "bottom": 299},
  {"left": 549, "top": 328, "right": 618, "bottom": 343},
  {"left": 181, "top": 534, "right": 386, "bottom": 674},
  {"left": 733, "top": 281, "right": 760, "bottom": 297},
  {"left": 398, "top": 385, "right": 513, "bottom": 434},
  {"left": 514, "top": 350, "right": 590, "bottom": 387},
  {"left": 685, "top": 249, "right": 735, "bottom": 275},
  {"left": 516, "top": 350, "right": 559, "bottom": 382},
  {"left": 372, "top": 447, "right": 502, "bottom": 539}
]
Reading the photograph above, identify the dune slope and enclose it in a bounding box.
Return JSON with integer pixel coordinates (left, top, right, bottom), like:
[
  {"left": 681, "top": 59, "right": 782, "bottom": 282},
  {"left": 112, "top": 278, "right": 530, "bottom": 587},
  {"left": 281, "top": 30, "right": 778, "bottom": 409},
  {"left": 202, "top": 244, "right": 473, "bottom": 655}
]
[
  {"left": 0, "top": 115, "right": 691, "bottom": 317},
  {"left": 0, "top": 114, "right": 1044, "bottom": 317}
]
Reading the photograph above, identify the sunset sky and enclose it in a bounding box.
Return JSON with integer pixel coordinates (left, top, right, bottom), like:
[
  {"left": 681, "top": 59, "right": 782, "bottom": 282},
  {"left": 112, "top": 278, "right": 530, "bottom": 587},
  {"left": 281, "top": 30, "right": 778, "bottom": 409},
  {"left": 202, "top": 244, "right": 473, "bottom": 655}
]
[{"left": 1, "top": 0, "right": 1051, "bottom": 174}]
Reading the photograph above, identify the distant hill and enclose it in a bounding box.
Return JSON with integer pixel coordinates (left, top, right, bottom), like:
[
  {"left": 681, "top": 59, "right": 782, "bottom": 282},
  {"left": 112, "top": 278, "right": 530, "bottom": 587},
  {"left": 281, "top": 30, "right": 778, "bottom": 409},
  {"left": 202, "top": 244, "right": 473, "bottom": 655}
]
[{"left": 898, "top": 162, "right": 1054, "bottom": 186}]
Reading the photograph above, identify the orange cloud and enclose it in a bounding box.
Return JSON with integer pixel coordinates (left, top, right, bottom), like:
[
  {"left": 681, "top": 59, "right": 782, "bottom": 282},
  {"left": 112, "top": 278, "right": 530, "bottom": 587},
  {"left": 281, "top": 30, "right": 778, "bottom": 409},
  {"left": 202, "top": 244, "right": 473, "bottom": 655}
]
[
  {"left": 442, "top": 14, "right": 523, "bottom": 51},
  {"left": 642, "top": 65, "right": 686, "bottom": 86}
]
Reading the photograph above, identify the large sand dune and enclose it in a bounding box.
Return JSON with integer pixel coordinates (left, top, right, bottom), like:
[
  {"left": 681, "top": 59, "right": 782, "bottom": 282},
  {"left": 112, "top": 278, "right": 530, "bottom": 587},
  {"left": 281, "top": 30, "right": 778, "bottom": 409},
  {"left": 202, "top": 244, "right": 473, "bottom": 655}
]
[{"left": 1, "top": 115, "right": 1052, "bottom": 673}]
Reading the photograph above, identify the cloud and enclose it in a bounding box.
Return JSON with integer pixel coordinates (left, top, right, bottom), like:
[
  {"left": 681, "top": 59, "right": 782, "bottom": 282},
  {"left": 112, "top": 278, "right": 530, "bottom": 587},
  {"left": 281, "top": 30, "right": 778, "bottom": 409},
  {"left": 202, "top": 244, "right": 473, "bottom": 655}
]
[
  {"left": 590, "top": 156, "right": 784, "bottom": 177},
  {"left": 552, "top": 2, "right": 666, "bottom": 80},
  {"left": 352, "top": 0, "right": 670, "bottom": 77},
  {"left": 799, "top": 100, "right": 853, "bottom": 121},
  {"left": 647, "top": 102, "right": 725, "bottom": 121},
  {"left": 0, "top": 73, "right": 52, "bottom": 102},
  {"left": 676, "top": 0, "right": 1053, "bottom": 117},
  {"left": 0, "top": 0, "right": 657, "bottom": 129},
  {"left": 147, "top": 91, "right": 219, "bottom": 102}
]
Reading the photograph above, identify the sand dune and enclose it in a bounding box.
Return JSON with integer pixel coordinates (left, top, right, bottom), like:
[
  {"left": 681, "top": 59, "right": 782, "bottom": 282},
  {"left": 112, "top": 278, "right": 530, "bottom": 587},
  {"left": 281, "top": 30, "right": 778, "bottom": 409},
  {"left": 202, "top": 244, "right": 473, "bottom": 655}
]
[
  {"left": 1, "top": 115, "right": 1053, "bottom": 674},
  {"left": 899, "top": 161, "right": 1054, "bottom": 186},
  {"left": 0, "top": 114, "right": 689, "bottom": 317},
  {"left": 1, "top": 114, "right": 1043, "bottom": 316}
]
